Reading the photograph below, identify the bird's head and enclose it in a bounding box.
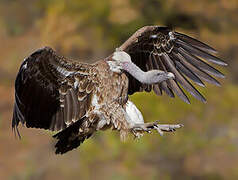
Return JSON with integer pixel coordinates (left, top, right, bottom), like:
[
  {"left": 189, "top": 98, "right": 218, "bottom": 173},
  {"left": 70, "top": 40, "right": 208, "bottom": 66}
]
[
  {"left": 146, "top": 70, "right": 175, "bottom": 84},
  {"left": 108, "top": 49, "right": 132, "bottom": 73},
  {"left": 112, "top": 49, "right": 132, "bottom": 64}
]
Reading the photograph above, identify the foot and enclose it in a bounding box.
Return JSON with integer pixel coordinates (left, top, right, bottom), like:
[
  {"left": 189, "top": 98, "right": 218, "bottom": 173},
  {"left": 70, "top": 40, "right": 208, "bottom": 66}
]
[{"left": 131, "top": 121, "right": 184, "bottom": 138}]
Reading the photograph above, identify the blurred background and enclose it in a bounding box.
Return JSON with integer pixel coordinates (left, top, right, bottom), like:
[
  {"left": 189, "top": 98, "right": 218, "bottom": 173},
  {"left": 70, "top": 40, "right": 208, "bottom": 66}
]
[{"left": 0, "top": 0, "right": 238, "bottom": 179}]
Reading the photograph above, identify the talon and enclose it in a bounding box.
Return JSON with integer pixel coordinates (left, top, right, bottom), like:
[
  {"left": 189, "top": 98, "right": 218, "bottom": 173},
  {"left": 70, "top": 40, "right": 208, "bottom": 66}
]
[
  {"left": 157, "top": 123, "right": 184, "bottom": 133},
  {"left": 131, "top": 122, "right": 183, "bottom": 137},
  {"left": 154, "top": 126, "right": 164, "bottom": 136}
]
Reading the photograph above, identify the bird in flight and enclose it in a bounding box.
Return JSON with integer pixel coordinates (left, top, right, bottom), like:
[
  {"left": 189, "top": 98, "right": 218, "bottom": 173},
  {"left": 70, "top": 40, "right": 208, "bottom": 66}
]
[{"left": 12, "top": 26, "right": 227, "bottom": 154}]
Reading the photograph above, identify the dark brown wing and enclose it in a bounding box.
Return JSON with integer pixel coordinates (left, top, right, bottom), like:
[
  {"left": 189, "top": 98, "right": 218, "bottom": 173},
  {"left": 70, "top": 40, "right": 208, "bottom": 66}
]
[
  {"left": 12, "top": 47, "right": 94, "bottom": 137},
  {"left": 120, "top": 26, "right": 227, "bottom": 104}
]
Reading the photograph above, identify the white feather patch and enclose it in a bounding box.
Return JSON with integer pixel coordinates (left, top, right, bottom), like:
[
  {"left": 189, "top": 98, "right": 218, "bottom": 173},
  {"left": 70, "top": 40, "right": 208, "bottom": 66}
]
[
  {"left": 22, "top": 62, "right": 27, "bottom": 69},
  {"left": 169, "top": 31, "right": 176, "bottom": 40},
  {"left": 125, "top": 100, "right": 144, "bottom": 126},
  {"left": 107, "top": 61, "right": 121, "bottom": 73},
  {"left": 21, "top": 58, "right": 28, "bottom": 70},
  {"left": 91, "top": 94, "right": 100, "bottom": 110},
  {"left": 56, "top": 66, "right": 75, "bottom": 77},
  {"left": 112, "top": 50, "right": 132, "bottom": 63},
  {"left": 96, "top": 119, "right": 107, "bottom": 130},
  {"left": 74, "top": 80, "right": 79, "bottom": 89},
  {"left": 108, "top": 50, "right": 132, "bottom": 73}
]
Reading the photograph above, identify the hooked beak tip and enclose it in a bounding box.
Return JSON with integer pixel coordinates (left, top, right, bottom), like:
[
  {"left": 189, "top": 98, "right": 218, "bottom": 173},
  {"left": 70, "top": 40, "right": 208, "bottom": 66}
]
[{"left": 167, "top": 72, "right": 175, "bottom": 79}]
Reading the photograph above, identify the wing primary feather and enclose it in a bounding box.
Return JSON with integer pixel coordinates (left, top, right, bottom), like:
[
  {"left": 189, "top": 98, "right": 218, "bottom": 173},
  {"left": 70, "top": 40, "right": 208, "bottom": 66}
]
[
  {"left": 175, "top": 60, "right": 205, "bottom": 87},
  {"left": 150, "top": 54, "right": 162, "bottom": 96},
  {"left": 167, "top": 79, "right": 190, "bottom": 104},
  {"left": 14, "top": 93, "right": 25, "bottom": 123},
  {"left": 12, "top": 103, "right": 22, "bottom": 138},
  {"left": 153, "top": 55, "right": 175, "bottom": 97},
  {"left": 170, "top": 52, "right": 205, "bottom": 87},
  {"left": 50, "top": 112, "right": 57, "bottom": 131},
  {"left": 176, "top": 39, "right": 227, "bottom": 66},
  {"left": 157, "top": 54, "right": 190, "bottom": 103},
  {"left": 161, "top": 53, "right": 206, "bottom": 103},
  {"left": 153, "top": 84, "right": 162, "bottom": 96},
  {"left": 177, "top": 47, "right": 225, "bottom": 78},
  {"left": 177, "top": 48, "right": 221, "bottom": 86},
  {"left": 161, "top": 82, "right": 175, "bottom": 98},
  {"left": 174, "top": 32, "right": 218, "bottom": 54}
]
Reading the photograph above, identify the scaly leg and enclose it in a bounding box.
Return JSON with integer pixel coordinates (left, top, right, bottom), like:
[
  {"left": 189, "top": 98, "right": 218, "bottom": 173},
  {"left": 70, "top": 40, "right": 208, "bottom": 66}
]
[{"left": 131, "top": 120, "right": 184, "bottom": 138}]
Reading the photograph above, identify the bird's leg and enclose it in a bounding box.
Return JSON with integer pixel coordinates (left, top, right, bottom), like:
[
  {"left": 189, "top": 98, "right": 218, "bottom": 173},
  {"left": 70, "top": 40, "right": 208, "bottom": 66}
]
[{"left": 131, "top": 120, "right": 184, "bottom": 138}]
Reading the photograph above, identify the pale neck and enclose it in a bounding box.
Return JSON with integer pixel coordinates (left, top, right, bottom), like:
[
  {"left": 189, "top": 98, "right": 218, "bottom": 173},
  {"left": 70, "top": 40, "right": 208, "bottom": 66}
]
[{"left": 122, "top": 62, "right": 154, "bottom": 84}]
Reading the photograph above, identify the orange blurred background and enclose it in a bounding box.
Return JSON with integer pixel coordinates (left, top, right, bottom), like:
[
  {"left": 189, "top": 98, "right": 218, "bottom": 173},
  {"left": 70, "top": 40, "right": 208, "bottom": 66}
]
[{"left": 0, "top": 0, "right": 238, "bottom": 179}]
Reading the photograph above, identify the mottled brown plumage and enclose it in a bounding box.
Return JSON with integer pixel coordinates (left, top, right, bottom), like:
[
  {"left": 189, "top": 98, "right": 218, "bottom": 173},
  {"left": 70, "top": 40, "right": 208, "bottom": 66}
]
[{"left": 12, "top": 26, "right": 226, "bottom": 154}]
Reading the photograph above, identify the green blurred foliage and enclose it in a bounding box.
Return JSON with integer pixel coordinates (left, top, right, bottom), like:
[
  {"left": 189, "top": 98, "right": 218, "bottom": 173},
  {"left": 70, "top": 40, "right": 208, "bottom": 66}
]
[{"left": 0, "top": 0, "right": 238, "bottom": 180}]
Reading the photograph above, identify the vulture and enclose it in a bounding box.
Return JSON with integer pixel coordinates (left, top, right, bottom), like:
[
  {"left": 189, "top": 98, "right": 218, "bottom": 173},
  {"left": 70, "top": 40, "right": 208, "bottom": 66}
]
[{"left": 12, "top": 26, "right": 227, "bottom": 154}]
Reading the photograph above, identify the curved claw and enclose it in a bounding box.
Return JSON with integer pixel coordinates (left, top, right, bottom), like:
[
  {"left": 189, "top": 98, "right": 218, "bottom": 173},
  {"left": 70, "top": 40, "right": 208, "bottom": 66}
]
[
  {"left": 154, "top": 124, "right": 184, "bottom": 136},
  {"left": 131, "top": 122, "right": 184, "bottom": 137}
]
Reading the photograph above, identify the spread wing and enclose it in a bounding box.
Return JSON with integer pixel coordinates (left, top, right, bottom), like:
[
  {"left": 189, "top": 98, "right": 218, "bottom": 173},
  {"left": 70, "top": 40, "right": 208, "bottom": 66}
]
[
  {"left": 12, "top": 47, "right": 94, "bottom": 137},
  {"left": 120, "top": 26, "right": 227, "bottom": 104}
]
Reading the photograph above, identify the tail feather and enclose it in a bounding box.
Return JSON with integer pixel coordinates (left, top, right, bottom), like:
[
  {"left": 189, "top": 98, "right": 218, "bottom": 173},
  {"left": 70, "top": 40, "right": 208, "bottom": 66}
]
[{"left": 53, "top": 116, "right": 92, "bottom": 154}]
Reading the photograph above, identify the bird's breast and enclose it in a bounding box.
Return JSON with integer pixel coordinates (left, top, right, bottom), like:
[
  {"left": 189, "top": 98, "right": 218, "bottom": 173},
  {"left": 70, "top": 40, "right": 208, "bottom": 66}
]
[{"left": 95, "top": 61, "right": 129, "bottom": 106}]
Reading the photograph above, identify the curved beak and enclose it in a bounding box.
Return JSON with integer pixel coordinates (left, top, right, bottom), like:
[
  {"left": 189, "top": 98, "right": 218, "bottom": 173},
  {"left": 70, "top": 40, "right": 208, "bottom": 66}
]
[{"left": 166, "top": 72, "right": 175, "bottom": 79}]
